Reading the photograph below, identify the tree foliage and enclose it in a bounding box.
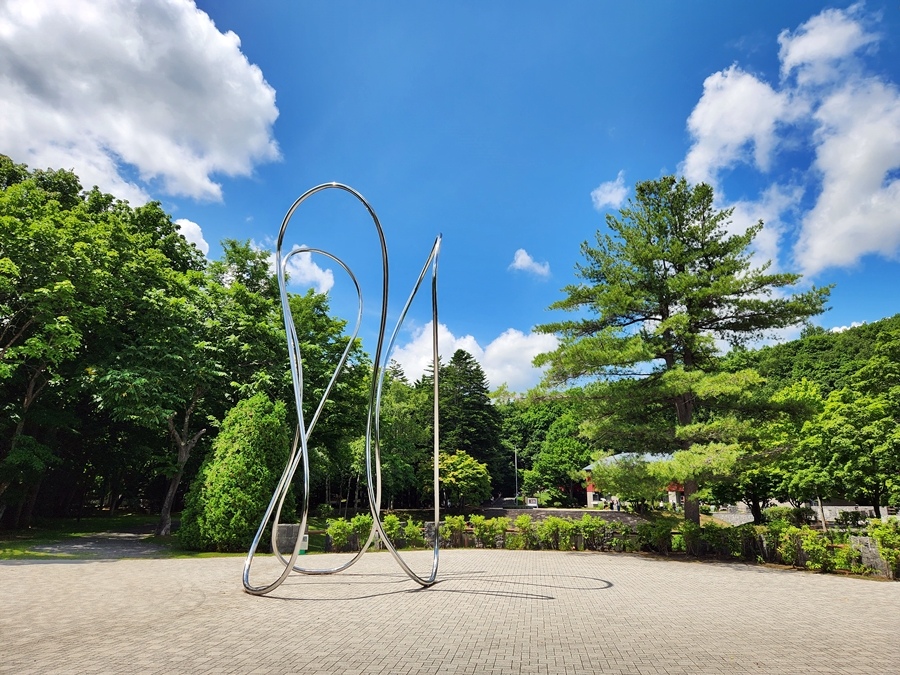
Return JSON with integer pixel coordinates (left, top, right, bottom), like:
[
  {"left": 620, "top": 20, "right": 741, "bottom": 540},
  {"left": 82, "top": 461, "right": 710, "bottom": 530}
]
[
  {"left": 178, "top": 393, "right": 292, "bottom": 552},
  {"left": 439, "top": 450, "right": 491, "bottom": 509},
  {"left": 535, "top": 176, "right": 830, "bottom": 521}
]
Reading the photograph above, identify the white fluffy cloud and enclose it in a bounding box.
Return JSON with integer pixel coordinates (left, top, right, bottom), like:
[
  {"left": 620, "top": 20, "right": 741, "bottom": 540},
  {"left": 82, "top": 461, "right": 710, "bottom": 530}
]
[
  {"left": 681, "top": 4, "right": 900, "bottom": 277},
  {"left": 508, "top": 249, "right": 550, "bottom": 277},
  {"left": 251, "top": 240, "right": 335, "bottom": 294},
  {"left": 683, "top": 65, "right": 792, "bottom": 186},
  {"left": 794, "top": 78, "right": 900, "bottom": 274},
  {"left": 174, "top": 218, "right": 209, "bottom": 255},
  {"left": 481, "top": 329, "right": 559, "bottom": 392},
  {"left": 283, "top": 247, "right": 335, "bottom": 294},
  {"left": 0, "top": 0, "right": 279, "bottom": 204},
  {"left": 778, "top": 4, "right": 877, "bottom": 85},
  {"left": 390, "top": 322, "right": 558, "bottom": 392},
  {"left": 830, "top": 321, "right": 866, "bottom": 333},
  {"left": 591, "top": 170, "right": 628, "bottom": 210}
]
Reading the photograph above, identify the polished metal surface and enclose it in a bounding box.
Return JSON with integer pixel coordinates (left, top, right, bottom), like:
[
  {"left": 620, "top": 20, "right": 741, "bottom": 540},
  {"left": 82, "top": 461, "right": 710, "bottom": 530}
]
[{"left": 242, "top": 183, "right": 441, "bottom": 595}]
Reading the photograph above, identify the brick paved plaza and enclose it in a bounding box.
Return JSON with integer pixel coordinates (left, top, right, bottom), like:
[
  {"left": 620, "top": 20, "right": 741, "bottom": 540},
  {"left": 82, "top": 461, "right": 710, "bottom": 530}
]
[{"left": 2, "top": 549, "right": 898, "bottom": 674}]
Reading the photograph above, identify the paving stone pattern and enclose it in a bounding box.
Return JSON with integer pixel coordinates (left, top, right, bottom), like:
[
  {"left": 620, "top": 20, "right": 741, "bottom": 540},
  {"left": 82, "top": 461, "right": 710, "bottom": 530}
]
[{"left": 2, "top": 550, "right": 898, "bottom": 674}]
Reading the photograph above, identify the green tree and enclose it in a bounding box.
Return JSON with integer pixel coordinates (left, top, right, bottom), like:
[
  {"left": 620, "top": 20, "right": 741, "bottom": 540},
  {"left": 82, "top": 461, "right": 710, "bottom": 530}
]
[
  {"left": 498, "top": 394, "right": 572, "bottom": 497},
  {"left": 284, "top": 289, "right": 369, "bottom": 511},
  {"left": 589, "top": 453, "right": 666, "bottom": 513},
  {"left": 375, "top": 363, "right": 430, "bottom": 508},
  {"left": 438, "top": 449, "right": 491, "bottom": 509},
  {"left": 799, "top": 332, "right": 900, "bottom": 517},
  {"left": 0, "top": 158, "right": 205, "bottom": 518},
  {"left": 535, "top": 176, "right": 830, "bottom": 522},
  {"left": 178, "top": 393, "right": 292, "bottom": 552},
  {"left": 521, "top": 410, "right": 593, "bottom": 506},
  {"left": 424, "top": 349, "right": 505, "bottom": 494}
]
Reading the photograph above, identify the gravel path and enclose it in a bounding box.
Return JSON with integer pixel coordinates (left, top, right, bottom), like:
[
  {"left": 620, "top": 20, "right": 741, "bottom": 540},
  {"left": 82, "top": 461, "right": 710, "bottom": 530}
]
[{"left": 28, "top": 529, "right": 168, "bottom": 558}]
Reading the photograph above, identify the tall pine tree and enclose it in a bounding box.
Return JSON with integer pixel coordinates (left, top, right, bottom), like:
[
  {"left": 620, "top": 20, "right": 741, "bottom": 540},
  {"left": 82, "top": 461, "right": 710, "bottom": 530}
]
[{"left": 536, "top": 176, "right": 830, "bottom": 522}]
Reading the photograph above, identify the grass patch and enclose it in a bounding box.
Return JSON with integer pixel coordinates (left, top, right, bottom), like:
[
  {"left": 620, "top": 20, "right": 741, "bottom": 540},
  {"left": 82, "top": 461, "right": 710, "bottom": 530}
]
[{"left": 0, "top": 513, "right": 361, "bottom": 560}]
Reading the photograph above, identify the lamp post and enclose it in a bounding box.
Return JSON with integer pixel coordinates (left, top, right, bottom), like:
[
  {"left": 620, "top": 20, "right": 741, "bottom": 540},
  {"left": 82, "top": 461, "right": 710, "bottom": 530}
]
[{"left": 514, "top": 447, "right": 518, "bottom": 506}]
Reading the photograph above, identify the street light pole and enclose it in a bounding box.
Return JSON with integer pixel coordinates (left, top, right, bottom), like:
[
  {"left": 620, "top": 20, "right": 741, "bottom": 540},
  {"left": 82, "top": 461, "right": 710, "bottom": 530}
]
[{"left": 514, "top": 447, "right": 518, "bottom": 506}]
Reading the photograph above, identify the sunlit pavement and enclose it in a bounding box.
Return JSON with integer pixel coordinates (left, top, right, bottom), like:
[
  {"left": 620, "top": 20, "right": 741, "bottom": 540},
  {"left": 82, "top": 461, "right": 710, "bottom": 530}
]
[{"left": 2, "top": 549, "right": 898, "bottom": 674}]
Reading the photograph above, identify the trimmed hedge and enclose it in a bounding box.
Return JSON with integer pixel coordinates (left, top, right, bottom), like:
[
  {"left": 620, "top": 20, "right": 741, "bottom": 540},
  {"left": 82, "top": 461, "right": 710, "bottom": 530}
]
[{"left": 320, "top": 513, "right": 900, "bottom": 579}]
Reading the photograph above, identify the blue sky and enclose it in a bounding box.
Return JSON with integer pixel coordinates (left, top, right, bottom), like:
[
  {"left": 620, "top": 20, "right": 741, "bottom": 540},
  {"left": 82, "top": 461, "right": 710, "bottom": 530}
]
[{"left": 2, "top": 1, "right": 900, "bottom": 391}]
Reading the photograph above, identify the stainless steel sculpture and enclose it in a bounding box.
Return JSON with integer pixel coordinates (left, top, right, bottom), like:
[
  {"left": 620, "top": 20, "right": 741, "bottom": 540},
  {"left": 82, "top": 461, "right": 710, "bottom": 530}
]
[{"left": 242, "top": 183, "right": 441, "bottom": 596}]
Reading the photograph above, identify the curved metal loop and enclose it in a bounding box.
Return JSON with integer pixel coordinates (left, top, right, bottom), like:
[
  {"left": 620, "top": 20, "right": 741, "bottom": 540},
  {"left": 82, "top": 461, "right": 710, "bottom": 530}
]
[
  {"left": 242, "top": 182, "right": 441, "bottom": 595},
  {"left": 243, "top": 246, "right": 365, "bottom": 594}
]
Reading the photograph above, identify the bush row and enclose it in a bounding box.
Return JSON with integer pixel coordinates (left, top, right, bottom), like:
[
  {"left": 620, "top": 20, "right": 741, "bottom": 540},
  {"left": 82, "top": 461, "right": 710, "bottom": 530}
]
[{"left": 323, "top": 513, "right": 900, "bottom": 578}]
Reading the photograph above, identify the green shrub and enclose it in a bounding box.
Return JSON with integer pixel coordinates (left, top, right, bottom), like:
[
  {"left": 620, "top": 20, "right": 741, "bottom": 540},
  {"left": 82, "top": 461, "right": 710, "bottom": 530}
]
[
  {"left": 445, "top": 515, "right": 467, "bottom": 534},
  {"left": 404, "top": 519, "right": 424, "bottom": 548},
  {"left": 764, "top": 506, "right": 815, "bottom": 527},
  {"left": 637, "top": 521, "right": 673, "bottom": 554},
  {"left": 327, "top": 517, "right": 353, "bottom": 551},
  {"left": 177, "top": 393, "right": 292, "bottom": 552},
  {"left": 734, "top": 523, "right": 764, "bottom": 561},
  {"left": 515, "top": 514, "right": 539, "bottom": 550},
  {"left": 760, "top": 518, "right": 789, "bottom": 561},
  {"left": 868, "top": 518, "right": 900, "bottom": 577},
  {"left": 350, "top": 513, "right": 374, "bottom": 549},
  {"left": 836, "top": 510, "right": 869, "bottom": 530},
  {"left": 833, "top": 544, "right": 862, "bottom": 571},
  {"left": 505, "top": 533, "right": 525, "bottom": 550},
  {"left": 777, "top": 525, "right": 803, "bottom": 566},
  {"left": 680, "top": 521, "right": 703, "bottom": 556},
  {"left": 491, "top": 517, "right": 511, "bottom": 549},
  {"left": 536, "top": 517, "right": 557, "bottom": 550},
  {"left": 468, "top": 515, "right": 489, "bottom": 547},
  {"left": 556, "top": 518, "right": 575, "bottom": 550},
  {"left": 701, "top": 523, "right": 741, "bottom": 558},
  {"left": 797, "top": 527, "right": 833, "bottom": 572},
  {"left": 763, "top": 506, "right": 794, "bottom": 524},
  {"left": 466, "top": 516, "right": 508, "bottom": 548},
  {"left": 579, "top": 515, "right": 608, "bottom": 551},
  {"left": 383, "top": 514, "right": 402, "bottom": 545},
  {"left": 439, "top": 515, "right": 467, "bottom": 547}
]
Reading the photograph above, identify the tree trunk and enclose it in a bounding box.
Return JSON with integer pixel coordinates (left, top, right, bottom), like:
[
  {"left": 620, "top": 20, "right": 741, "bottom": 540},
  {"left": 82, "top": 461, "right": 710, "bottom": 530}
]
[
  {"left": 0, "top": 366, "right": 49, "bottom": 500},
  {"left": 155, "top": 395, "right": 206, "bottom": 536},
  {"left": 683, "top": 480, "right": 700, "bottom": 524},
  {"left": 20, "top": 477, "right": 42, "bottom": 529},
  {"left": 816, "top": 492, "right": 828, "bottom": 532},
  {"left": 749, "top": 498, "right": 764, "bottom": 525},
  {"left": 156, "top": 466, "right": 185, "bottom": 536}
]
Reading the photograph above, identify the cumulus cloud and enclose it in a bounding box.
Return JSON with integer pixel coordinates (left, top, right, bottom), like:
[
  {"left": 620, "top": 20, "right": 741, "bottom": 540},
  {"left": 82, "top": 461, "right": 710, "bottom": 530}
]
[
  {"left": 390, "top": 322, "right": 558, "bottom": 392},
  {"left": 174, "top": 218, "right": 209, "bottom": 256},
  {"left": 250, "top": 239, "right": 335, "bottom": 294},
  {"left": 590, "top": 170, "right": 628, "bottom": 210},
  {"left": 282, "top": 247, "right": 335, "bottom": 294},
  {"left": 508, "top": 249, "right": 550, "bottom": 277},
  {"left": 830, "top": 321, "right": 866, "bottom": 333},
  {"left": 481, "top": 329, "right": 559, "bottom": 392},
  {"left": 794, "top": 78, "right": 900, "bottom": 274},
  {"left": 681, "top": 4, "right": 900, "bottom": 278},
  {"left": 0, "top": 0, "right": 279, "bottom": 204},
  {"left": 725, "top": 183, "right": 802, "bottom": 271},
  {"left": 682, "top": 65, "right": 793, "bottom": 186},
  {"left": 778, "top": 4, "right": 877, "bottom": 85}
]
